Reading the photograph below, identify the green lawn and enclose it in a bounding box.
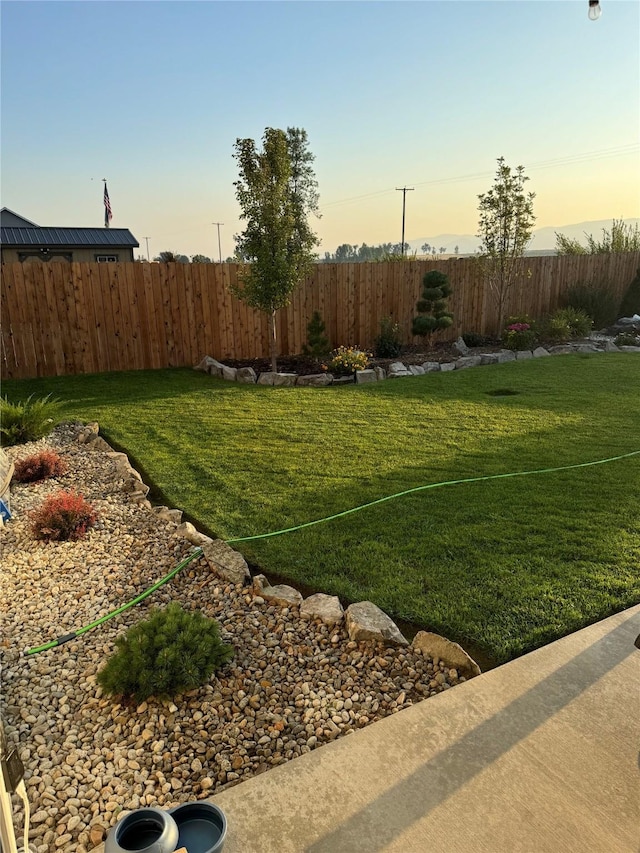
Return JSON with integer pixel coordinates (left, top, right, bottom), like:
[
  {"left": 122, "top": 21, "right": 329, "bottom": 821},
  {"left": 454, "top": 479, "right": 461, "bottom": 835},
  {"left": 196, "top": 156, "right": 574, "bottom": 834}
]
[{"left": 4, "top": 353, "right": 639, "bottom": 664}]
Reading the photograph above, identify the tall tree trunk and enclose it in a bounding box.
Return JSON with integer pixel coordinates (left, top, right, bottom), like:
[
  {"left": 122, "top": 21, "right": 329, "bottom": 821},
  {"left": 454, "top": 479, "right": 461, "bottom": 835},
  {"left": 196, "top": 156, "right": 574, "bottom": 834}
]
[{"left": 270, "top": 309, "right": 278, "bottom": 373}]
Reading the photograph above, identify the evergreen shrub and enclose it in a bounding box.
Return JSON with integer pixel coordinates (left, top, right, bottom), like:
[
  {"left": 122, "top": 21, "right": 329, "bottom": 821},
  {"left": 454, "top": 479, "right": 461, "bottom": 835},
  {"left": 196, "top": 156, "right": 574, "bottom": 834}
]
[
  {"left": 302, "top": 311, "right": 330, "bottom": 357},
  {"left": 97, "top": 602, "right": 234, "bottom": 702},
  {"left": 412, "top": 271, "right": 453, "bottom": 342}
]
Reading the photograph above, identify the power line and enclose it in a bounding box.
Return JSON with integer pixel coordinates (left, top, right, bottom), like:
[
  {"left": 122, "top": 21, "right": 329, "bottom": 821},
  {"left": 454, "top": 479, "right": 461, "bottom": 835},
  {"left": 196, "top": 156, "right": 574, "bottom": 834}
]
[{"left": 320, "top": 144, "right": 639, "bottom": 211}]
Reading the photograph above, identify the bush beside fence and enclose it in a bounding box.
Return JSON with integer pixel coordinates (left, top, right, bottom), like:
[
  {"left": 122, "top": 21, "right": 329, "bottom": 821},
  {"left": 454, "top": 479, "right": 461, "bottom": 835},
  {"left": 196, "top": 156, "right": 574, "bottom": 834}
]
[{"left": 1, "top": 252, "right": 638, "bottom": 379}]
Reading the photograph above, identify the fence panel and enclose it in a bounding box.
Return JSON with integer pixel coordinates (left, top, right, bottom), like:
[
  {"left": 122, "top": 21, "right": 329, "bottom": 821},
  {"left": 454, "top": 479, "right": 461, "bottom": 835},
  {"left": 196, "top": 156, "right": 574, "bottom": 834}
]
[{"left": 1, "top": 252, "right": 638, "bottom": 379}]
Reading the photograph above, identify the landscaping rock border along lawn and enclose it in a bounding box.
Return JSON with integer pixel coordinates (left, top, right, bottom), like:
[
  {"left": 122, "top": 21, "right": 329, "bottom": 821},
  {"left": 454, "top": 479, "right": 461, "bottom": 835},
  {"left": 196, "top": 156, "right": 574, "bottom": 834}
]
[
  {"left": 195, "top": 336, "right": 640, "bottom": 386},
  {"left": 1, "top": 424, "right": 478, "bottom": 853}
]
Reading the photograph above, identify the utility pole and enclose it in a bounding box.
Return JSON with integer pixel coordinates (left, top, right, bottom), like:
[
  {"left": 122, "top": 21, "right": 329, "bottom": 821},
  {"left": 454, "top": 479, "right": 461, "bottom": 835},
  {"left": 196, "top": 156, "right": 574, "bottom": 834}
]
[
  {"left": 144, "top": 237, "right": 150, "bottom": 261},
  {"left": 212, "top": 222, "right": 224, "bottom": 264},
  {"left": 395, "top": 187, "right": 414, "bottom": 256}
]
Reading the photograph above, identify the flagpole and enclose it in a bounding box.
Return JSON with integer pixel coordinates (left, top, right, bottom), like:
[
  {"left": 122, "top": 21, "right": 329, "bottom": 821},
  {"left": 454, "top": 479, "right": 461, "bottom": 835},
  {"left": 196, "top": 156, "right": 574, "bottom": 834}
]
[{"left": 102, "top": 178, "right": 112, "bottom": 229}]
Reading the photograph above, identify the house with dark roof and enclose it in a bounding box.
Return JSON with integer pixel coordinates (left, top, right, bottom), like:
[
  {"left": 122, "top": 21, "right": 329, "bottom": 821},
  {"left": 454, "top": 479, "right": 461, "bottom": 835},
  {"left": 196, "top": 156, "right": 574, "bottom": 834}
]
[{"left": 0, "top": 208, "right": 139, "bottom": 263}]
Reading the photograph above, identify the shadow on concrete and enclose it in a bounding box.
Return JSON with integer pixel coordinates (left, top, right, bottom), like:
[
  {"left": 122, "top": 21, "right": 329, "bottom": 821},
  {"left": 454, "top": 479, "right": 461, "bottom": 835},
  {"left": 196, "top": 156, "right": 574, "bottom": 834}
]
[{"left": 306, "top": 609, "right": 639, "bottom": 852}]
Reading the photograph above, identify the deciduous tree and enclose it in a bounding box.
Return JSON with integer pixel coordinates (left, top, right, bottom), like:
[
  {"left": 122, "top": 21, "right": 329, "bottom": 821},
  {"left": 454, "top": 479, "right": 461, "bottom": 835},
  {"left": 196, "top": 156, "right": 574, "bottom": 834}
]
[
  {"left": 233, "top": 127, "right": 320, "bottom": 371},
  {"left": 477, "top": 157, "right": 536, "bottom": 331}
]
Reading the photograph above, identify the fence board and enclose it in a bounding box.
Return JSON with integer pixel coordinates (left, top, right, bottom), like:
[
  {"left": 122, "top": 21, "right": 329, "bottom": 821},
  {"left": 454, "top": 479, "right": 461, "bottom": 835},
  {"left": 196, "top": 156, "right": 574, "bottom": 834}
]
[{"left": 2, "top": 252, "right": 638, "bottom": 379}]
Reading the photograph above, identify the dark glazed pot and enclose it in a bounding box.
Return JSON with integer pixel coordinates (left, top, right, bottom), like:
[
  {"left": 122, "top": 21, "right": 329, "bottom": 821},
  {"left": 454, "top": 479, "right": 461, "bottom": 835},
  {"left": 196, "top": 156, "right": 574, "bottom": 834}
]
[
  {"left": 170, "top": 801, "right": 227, "bottom": 853},
  {"left": 104, "top": 808, "right": 179, "bottom": 853}
]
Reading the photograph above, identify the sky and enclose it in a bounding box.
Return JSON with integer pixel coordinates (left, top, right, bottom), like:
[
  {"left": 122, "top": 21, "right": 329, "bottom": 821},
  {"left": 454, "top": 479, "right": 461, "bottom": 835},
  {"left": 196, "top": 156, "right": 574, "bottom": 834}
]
[{"left": 1, "top": 0, "right": 639, "bottom": 260}]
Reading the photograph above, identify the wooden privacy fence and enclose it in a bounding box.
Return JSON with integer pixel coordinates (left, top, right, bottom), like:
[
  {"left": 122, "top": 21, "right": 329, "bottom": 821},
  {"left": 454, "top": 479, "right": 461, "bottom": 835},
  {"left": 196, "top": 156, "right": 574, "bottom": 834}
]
[{"left": 1, "top": 252, "right": 639, "bottom": 379}]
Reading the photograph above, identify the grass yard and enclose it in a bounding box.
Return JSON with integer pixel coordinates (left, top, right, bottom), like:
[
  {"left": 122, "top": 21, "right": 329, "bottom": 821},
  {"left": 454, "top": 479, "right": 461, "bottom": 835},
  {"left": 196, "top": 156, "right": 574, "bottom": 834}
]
[{"left": 4, "top": 353, "right": 639, "bottom": 664}]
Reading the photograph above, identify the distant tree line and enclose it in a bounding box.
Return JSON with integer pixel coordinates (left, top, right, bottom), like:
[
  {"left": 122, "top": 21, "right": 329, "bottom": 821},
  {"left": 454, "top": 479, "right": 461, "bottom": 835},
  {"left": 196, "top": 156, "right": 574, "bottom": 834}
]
[{"left": 322, "top": 242, "right": 411, "bottom": 262}]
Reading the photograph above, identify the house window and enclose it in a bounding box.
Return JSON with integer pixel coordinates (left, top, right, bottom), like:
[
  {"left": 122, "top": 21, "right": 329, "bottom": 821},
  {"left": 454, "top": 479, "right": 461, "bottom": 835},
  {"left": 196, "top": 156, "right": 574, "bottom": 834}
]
[{"left": 95, "top": 254, "right": 119, "bottom": 262}]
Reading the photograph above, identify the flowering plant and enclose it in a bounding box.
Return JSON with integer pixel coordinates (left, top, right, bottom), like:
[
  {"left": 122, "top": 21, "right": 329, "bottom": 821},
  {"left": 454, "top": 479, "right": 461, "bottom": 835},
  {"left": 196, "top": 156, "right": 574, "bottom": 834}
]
[
  {"left": 503, "top": 316, "right": 537, "bottom": 351},
  {"left": 325, "top": 346, "right": 371, "bottom": 375}
]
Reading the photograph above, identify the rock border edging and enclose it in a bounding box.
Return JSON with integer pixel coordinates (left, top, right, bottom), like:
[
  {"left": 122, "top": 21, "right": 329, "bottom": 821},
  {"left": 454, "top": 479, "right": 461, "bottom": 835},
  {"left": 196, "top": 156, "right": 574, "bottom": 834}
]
[{"left": 195, "top": 337, "right": 640, "bottom": 387}]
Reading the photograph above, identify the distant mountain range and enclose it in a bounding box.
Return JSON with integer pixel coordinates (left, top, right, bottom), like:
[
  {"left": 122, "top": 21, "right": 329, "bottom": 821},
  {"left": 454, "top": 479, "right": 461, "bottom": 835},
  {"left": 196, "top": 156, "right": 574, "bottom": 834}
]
[{"left": 408, "top": 218, "right": 640, "bottom": 256}]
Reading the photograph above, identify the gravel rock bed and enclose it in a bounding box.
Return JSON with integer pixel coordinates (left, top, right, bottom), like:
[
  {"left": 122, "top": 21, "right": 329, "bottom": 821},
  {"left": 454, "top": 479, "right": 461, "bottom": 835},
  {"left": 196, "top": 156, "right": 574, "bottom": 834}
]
[{"left": 1, "top": 424, "right": 464, "bottom": 852}]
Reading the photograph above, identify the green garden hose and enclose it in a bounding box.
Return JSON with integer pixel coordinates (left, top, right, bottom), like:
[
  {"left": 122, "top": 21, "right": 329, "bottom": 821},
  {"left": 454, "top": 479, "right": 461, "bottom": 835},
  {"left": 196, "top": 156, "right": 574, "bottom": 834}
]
[{"left": 24, "top": 448, "right": 640, "bottom": 655}]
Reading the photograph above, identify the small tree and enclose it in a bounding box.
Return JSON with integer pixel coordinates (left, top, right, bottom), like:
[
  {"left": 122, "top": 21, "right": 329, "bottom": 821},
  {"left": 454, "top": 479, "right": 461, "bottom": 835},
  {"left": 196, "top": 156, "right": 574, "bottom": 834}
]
[
  {"left": 191, "top": 254, "right": 212, "bottom": 263},
  {"left": 302, "top": 311, "right": 329, "bottom": 357},
  {"left": 412, "top": 270, "right": 453, "bottom": 345},
  {"left": 477, "top": 157, "right": 536, "bottom": 332},
  {"left": 233, "top": 127, "right": 320, "bottom": 371}
]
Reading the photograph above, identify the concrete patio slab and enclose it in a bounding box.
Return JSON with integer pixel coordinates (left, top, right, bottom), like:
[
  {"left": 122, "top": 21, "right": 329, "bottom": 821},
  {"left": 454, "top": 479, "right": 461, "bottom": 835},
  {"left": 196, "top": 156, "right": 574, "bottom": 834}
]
[{"left": 209, "top": 604, "right": 640, "bottom": 852}]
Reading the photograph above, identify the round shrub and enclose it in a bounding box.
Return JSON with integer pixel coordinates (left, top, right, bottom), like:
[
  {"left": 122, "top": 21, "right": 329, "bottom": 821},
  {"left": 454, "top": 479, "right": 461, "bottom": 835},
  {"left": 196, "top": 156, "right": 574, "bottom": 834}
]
[
  {"left": 30, "top": 489, "right": 97, "bottom": 541},
  {"left": 97, "top": 602, "right": 234, "bottom": 702},
  {"left": 461, "top": 332, "right": 486, "bottom": 348},
  {"left": 14, "top": 450, "right": 67, "bottom": 484},
  {"left": 502, "top": 317, "right": 537, "bottom": 351}
]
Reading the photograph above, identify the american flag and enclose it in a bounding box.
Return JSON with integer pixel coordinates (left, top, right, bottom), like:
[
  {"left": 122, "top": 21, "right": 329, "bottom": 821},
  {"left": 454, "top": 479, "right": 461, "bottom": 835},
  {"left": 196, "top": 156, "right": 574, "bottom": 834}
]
[{"left": 104, "top": 183, "right": 112, "bottom": 227}]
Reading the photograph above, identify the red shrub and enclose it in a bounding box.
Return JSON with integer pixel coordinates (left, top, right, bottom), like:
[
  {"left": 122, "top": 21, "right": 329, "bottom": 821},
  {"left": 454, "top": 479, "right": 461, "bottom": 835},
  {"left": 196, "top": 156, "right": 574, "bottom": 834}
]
[
  {"left": 13, "top": 450, "right": 68, "bottom": 484},
  {"left": 30, "top": 489, "right": 97, "bottom": 542}
]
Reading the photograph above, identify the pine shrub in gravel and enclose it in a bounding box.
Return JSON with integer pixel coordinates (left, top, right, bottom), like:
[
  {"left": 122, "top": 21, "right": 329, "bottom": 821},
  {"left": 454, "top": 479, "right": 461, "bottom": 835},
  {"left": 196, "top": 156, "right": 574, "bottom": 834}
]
[
  {"left": 13, "top": 449, "right": 68, "bottom": 484},
  {"left": 97, "top": 602, "right": 234, "bottom": 702},
  {"left": 30, "top": 489, "right": 97, "bottom": 541}
]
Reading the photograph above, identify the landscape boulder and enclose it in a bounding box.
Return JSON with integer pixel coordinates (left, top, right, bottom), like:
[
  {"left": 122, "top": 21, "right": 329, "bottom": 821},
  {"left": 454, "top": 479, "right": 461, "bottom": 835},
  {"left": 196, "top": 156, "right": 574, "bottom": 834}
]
[
  {"left": 345, "top": 601, "right": 408, "bottom": 647},
  {"left": 260, "top": 583, "right": 304, "bottom": 607},
  {"left": 257, "top": 372, "right": 297, "bottom": 387},
  {"left": 356, "top": 369, "right": 377, "bottom": 384},
  {"left": 421, "top": 362, "right": 441, "bottom": 372},
  {"left": 533, "top": 347, "right": 550, "bottom": 358},
  {"left": 300, "top": 593, "right": 344, "bottom": 626},
  {"left": 296, "top": 373, "right": 333, "bottom": 387},
  {"left": 411, "top": 631, "right": 481, "bottom": 678},
  {"left": 387, "top": 362, "right": 412, "bottom": 378},
  {"left": 153, "top": 506, "right": 183, "bottom": 524},
  {"left": 515, "top": 350, "right": 533, "bottom": 360},
  {"left": 201, "top": 539, "right": 250, "bottom": 585},
  {"left": 236, "top": 367, "right": 257, "bottom": 384},
  {"left": 374, "top": 366, "right": 387, "bottom": 381},
  {"left": 173, "top": 521, "right": 213, "bottom": 547},
  {"left": 455, "top": 356, "right": 482, "bottom": 370},
  {"left": 496, "top": 350, "right": 516, "bottom": 363},
  {"left": 453, "top": 336, "right": 469, "bottom": 356},
  {"left": 480, "top": 353, "right": 499, "bottom": 365}
]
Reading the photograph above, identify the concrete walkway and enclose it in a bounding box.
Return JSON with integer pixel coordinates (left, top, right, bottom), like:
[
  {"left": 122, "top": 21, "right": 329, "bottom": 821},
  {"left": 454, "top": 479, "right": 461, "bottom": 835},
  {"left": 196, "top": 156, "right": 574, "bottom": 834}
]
[{"left": 210, "top": 604, "right": 640, "bottom": 852}]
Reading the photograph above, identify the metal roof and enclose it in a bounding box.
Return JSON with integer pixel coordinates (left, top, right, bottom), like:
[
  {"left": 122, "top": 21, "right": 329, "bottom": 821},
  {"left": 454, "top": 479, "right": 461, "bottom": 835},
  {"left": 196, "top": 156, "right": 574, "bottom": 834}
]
[{"left": 1, "top": 227, "right": 139, "bottom": 248}]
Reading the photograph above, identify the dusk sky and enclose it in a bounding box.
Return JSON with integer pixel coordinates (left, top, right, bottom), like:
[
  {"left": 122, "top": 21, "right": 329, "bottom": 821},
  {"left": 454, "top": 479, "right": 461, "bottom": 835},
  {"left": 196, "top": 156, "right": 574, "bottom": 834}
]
[{"left": 1, "top": 0, "right": 638, "bottom": 260}]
